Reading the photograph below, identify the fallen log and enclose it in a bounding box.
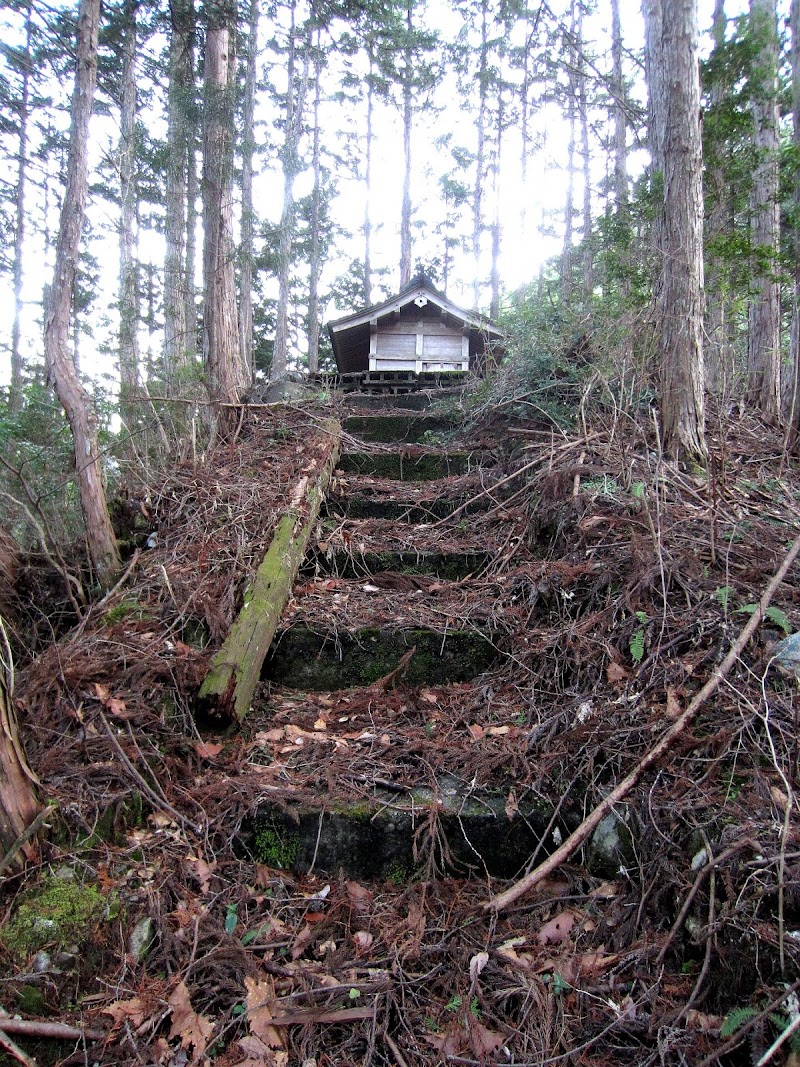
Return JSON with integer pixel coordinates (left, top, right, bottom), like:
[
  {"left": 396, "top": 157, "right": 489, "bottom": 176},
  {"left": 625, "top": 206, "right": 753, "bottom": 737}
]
[{"left": 198, "top": 418, "right": 341, "bottom": 723}]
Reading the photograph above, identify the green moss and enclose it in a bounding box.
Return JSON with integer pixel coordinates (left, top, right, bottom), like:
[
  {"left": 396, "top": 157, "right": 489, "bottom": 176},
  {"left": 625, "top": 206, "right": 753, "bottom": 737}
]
[
  {"left": 254, "top": 825, "right": 300, "bottom": 869},
  {"left": 17, "top": 985, "right": 47, "bottom": 1014},
  {"left": 104, "top": 598, "right": 151, "bottom": 625},
  {"left": 2, "top": 877, "right": 107, "bottom": 961}
]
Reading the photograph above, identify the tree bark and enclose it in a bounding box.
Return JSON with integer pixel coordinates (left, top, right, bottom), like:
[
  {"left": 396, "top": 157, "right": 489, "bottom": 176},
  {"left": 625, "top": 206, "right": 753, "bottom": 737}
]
[
  {"left": 202, "top": 19, "right": 249, "bottom": 406},
  {"left": 272, "top": 3, "right": 309, "bottom": 379},
  {"left": 399, "top": 0, "right": 414, "bottom": 289},
  {"left": 578, "top": 3, "right": 593, "bottom": 305},
  {"left": 561, "top": 0, "right": 577, "bottom": 306},
  {"left": 363, "top": 44, "right": 375, "bottom": 306},
  {"left": 239, "top": 0, "right": 258, "bottom": 378},
  {"left": 307, "top": 35, "right": 323, "bottom": 374},
  {"left": 643, "top": 0, "right": 707, "bottom": 463},
  {"left": 44, "top": 0, "right": 121, "bottom": 588},
  {"left": 0, "top": 623, "right": 41, "bottom": 873},
  {"left": 118, "top": 0, "right": 140, "bottom": 430},
  {"left": 164, "top": 0, "right": 195, "bottom": 392},
  {"left": 472, "top": 0, "right": 488, "bottom": 309},
  {"left": 747, "top": 0, "right": 782, "bottom": 417},
  {"left": 489, "top": 88, "right": 503, "bottom": 321},
  {"left": 704, "top": 0, "right": 730, "bottom": 393},
  {"left": 790, "top": 0, "right": 800, "bottom": 438},
  {"left": 9, "top": 0, "right": 33, "bottom": 416}
]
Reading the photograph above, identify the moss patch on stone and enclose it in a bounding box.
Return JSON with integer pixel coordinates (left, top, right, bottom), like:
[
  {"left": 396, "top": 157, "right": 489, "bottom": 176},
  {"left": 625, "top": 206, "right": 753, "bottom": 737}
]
[
  {"left": 343, "top": 415, "right": 457, "bottom": 444},
  {"left": 311, "top": 550, "right": 493, "bottom": 581},
  {"left": 265, "top": 627, "right": 498, "bottom": 690},
  {"left": 2, "top": 876, "right": 108, "bottom": 961}
]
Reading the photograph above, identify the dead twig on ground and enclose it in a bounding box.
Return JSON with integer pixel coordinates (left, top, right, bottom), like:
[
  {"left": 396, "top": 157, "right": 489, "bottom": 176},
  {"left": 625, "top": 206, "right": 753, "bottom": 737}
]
[{"left": 485, "top": 530, "right": 800, "bottom": 911}]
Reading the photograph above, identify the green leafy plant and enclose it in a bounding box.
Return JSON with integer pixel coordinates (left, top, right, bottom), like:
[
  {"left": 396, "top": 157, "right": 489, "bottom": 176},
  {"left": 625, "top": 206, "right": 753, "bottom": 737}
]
[
  {"left": 445, "top": 995, "right": 462, "bottom": 1012},
  {"left": 736, "top": 603, "right": 792, "bottom": 634},
  {"left": 225, "top": 903, "right": 238, "bottom": 935},
  {"left": 629, "top": 611, "right": 649, "bottom": 665}
]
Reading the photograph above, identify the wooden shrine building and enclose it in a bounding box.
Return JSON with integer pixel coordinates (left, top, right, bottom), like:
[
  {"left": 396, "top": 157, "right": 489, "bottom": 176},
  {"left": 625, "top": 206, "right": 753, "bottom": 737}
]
[{"left": 326, "top": 273, "right": 504, "bottom": 380}]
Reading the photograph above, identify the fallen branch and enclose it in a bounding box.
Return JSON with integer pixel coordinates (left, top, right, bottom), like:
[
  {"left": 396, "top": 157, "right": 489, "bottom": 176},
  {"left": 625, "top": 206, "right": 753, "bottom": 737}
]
[
  {"left": 0, "top": 1015, "right": 105, "bottom": 1042},
  {"left": 485, "top": 530, "right": 800, "bottom": 912},
  {"left": 198, "top": 419, "right": 341, "bottom": 722}
]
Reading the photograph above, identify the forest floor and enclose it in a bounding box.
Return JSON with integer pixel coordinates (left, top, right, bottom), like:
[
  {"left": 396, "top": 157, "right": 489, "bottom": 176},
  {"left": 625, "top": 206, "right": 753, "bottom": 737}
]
[{"left": 3, "top": 388, "right": 800, "bottom": 1067}]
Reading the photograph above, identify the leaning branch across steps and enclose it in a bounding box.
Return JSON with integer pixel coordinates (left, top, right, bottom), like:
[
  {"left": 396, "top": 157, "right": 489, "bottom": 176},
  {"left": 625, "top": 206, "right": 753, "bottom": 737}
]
[
  {"left": 485, "top": 529, "right": 800, "bottom": 913},
  {"left": 198, "top": 418, "right": 341, "bottom": 723}
]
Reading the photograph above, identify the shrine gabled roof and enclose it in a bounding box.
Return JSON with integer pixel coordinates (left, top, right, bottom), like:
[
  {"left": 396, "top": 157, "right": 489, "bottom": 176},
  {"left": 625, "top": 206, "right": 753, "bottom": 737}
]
[{"left": 326, "top": 272, "right": 504, "bottom": 338}]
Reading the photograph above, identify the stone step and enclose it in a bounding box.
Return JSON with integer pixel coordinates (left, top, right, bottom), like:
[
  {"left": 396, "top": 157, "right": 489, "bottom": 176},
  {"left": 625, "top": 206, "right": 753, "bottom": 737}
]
[
  {"left": 338, "top": 450, "right": 472, "bottom": 480},
  {"left": 332, "top": 495, "right": 475, "bottom": 522},
  {"left": 246, "top": 777, "right": 557, "bottom": 880},
  {"left": 343, "top": 414, "right": 457, "bottom": 444},
  {"left": 264, "top": 627, "right": 498, "bottom": 690},
  {"left": 307, "top": 547, "right": 493, "bottom": 581}
]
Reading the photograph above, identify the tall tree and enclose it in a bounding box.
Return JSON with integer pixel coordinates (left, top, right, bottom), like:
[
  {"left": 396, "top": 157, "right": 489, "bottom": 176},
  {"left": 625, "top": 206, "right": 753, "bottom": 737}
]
[
  {"left": 790, "top": 0, "right": 800, "bottom": 437},
  {"left": 747, "top": 0, "right": 781, "bottom": 417},
  {"left": 8, "top": 0, "right": 34, "bottom": 414},
  {"left": 163, "top": 0, "right": 196, "bottom": 391},
  {"left": 117, "top": 0, "right": 140, "bottom": 432},
  {"left": 399, "top": 0, "right": 414, "bottom": 287},
  {"left": 271, "top": 0, "right": 310, "bottom": 379},
  {"left": 202, "top": 6, "right": 249, "bottom": 406},
  {"left": 44, "top": 0, "right": 121, "bottom": 587},
  {"left": 643, "top": 0, "right": 707, "bottom": 462},
  {"left": 239, "top": 0, "right": 258, "bottom": 377},
  {"left": 307, "top": 32, "right": 324, "bottom": 374}
]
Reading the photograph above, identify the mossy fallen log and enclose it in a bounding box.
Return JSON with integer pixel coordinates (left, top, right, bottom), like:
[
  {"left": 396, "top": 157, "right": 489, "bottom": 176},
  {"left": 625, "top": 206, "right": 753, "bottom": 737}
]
[{"left": 197, "top": 418, "right": 341, "bottom": 722}]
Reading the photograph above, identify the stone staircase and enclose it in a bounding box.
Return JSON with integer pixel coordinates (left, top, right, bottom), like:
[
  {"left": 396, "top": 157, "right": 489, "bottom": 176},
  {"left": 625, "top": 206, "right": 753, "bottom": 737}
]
[{"left": 243, "top": 391, "right": 556, "bottom": 880}]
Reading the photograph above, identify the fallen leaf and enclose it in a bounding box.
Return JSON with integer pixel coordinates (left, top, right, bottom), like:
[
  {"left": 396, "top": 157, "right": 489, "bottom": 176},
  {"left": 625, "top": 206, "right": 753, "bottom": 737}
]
[
  {"left": 313, "top": 718, "right": 327, "bottom": 731},
  {"left": 537, "top": 909, "right": 577, "bottom": 946},
  {"left": 420, "top": 688, "right": 438, "bottom": 704},
  {"left": 685, "top": 1009, "right": 722, "bottom": 1032},
  {"left": 423, "top": 1028, "right": 467, "bottom": 1057},
  {"left": 345, "top": 881, "right": 373, "bottom": 919},
  {"left": 106, "top": 697, "right": 132, "bottom": 719},
  {"left": 102, "top": 996, "right": 148, "bottom": 1027},
  {"left": 244, "top": 976, "right": 284, "bottom": 1051},
  {"left": 187, "top": 856, "right": 216, "bottom": 893},
  {"left": 770, "top": 784, "right": 789, "bottom": 811},
  {"left": 93, "top": 682, "right": 110, "bottom": 702},
  {"left": 353, "top": 930, "right": 374, "bottom": 954},
  {"left": 167, "top": 980, "right": 214, "bottom": 1062},
  {"left": 469, "top": 1020, "right": 505, "bottom": 1058},
  {"left": 290, "top": 923, "right": 313, "bottom": 960},
  {"left": 607, "top": 661, "right": 630, "bottom": 684},
  {"left": 486, "top": 725, "right": 510, "bottom": 736},
  {"left": 469, "top": 951, "right": 489, "bottom": 984},
  {"left": 194, "top": 742, "right": 223, "bottom": 760},
  {"left": 505, "top": 790, "right": 518, "bottom": 820},
  {"left": 665, "top": 686, "right": 682, "bottom": 720},
  {"left": 467, "top": 724, "right": 484, "bottom": 741}
]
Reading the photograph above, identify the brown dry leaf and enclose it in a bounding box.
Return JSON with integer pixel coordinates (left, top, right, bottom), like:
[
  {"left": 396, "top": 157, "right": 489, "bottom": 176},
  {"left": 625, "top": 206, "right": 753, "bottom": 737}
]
[
  {"left": 486, "top": 725, "right": 510, "bottom": 736},
  {"left": 607, "top": 661, "right": 630, "bottom": 684},
  {"left": 575, "top": 951, "right": 620, "bottom": 976},
  {"left": 590, "top": 880, "right": 620, "bottom": 899},
  {"left": 187, "top": 855, "right": 216, "bottom": 893},
  {"left": 684, "top": 1009, "right": 722, "bottom": 1032},
  {"left": 232, "top": 1035, "right": 288, "bottom": 1067},
  {"left": 346, "top": 881, "right": 373, "bottom": 920},
  {"left": 353, "top": 930, "right": 374, "bottom": 954},
  {"left": 420, "top": 688, "right": 438, "bottom": 704},
  {"left": 770, "top": 784, "right": 790, "bottom": 812},
  {"left": 505, "top": 790, "right": 518, "bottom": 820},
  {"left": 93, "top": 682, "right": 110, "bottom": 702},
  {"left": 290, "top": 923, "right": 314, "bottom": 960},
  {"left": 665, "top": 686, "right": 682, "bottom": 720},
  {"left": 106, "top": 697, "right": 133, "bottom": 719},
  {"left": 312, "top": 717, "right": 327, "bottom": 731},
  {"left": 102, "top": 996, "right": 148, "bottom": 1027},
  {"left": 469, "top": 1020, "right": 505, "bottom": 1058},
  {"left": 194, "top": 741, "right": 223, "bottom": 760},
  {"left": 537, "top": 909, "right": 577, "bottom": 946},
  {"left": 467, "top": 723, "right": 484, "bottom": 741},
  {"left": 254, "top": 728, "right": 285, "bottom": 744},
  {"left": 244, "top": 976, "right": 283, "bottom": 1051},
  {"left": 167, "top": 980, "right": 214, "bottom": 1062},
  {"left": 469, "top": 951, "right": 489, "bottom": 984},
  {"left": 423, "top": 1028, "right": 467, "bottom": 1057}
]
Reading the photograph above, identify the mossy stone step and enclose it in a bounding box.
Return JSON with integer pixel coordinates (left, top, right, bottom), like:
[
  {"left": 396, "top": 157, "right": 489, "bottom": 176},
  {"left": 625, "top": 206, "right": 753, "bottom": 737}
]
[
  {"left": 343, "top": 392, "right": 434, "bottom": 411},
  {"left": 309, "top": 548, "right": 493, "bottom": 580},
  {"left": 247, "top": 778, "right": 557, "bottom": 880},
  {"left": 332, "top": 495, "right": 478, "bottom": 522},
  {"left": 338, "top": 451, "right": 471, "bottom": 480},
  {"left": 343, "top": 414, "right": 457, "bottom": 444},
  {"left": 264, "top": 627, "right": 497, "bottom": 690}
]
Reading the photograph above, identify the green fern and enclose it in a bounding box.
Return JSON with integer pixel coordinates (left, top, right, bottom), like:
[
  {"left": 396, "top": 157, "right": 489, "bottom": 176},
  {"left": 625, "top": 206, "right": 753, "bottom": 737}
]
[{"left": 720, "top": 1005, "right": 758, "bottom": 1039}]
